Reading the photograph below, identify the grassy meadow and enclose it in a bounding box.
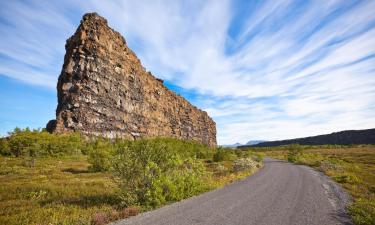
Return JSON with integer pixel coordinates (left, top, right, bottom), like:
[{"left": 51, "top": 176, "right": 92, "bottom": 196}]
[
  {"left": 6, "top": 128, "right": 373, "bottom": 225},
  {"left": 0, "top": 156, "right": 121, "bottom": 225},
  {"left": 251, "top": 145, "right": 375, "bottom": 225},
  {"left": 0, "top": 128, "right": 263, "bottom": 225}
]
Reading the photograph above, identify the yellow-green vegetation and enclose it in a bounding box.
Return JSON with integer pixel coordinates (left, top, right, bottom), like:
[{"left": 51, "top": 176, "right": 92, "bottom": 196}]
[
  {"left": 253, "top": 144, "right": 375, "bottom": 225},
  {"left": 0, "top": 128, "right": 263, "bottom": 225},
  {"left": 0, "top": 156, "right": 120, "bottom": 225}
]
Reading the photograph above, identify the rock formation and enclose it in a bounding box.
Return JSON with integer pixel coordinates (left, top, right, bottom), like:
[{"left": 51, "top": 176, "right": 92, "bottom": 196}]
[
  {"left": 47, "top": 13, "right": 216, "bottom": 147},
  {"left": 238, "top": 128, "right": 375, "bottom": 148}
]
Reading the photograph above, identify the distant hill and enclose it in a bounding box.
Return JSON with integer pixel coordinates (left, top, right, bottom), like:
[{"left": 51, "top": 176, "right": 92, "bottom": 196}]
[
  {"left": 221, "top": 143, "right": 242, "bottom": 148},
  {"left": 246, "top": 140, "right": 266, "bottom": 145},
  {"left": 238, "top": 128, "right": 375, "bottom": 148},
  {"left": 221, "top": 140, "right": 266, "bottom": 148}
]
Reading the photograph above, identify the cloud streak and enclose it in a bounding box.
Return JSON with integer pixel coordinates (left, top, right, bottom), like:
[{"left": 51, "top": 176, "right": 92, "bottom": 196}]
[{"left": 0, "top": 0, "right": 374, "bottom": 144}]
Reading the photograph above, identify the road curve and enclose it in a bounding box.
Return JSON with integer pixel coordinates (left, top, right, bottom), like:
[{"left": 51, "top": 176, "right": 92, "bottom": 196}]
[{"left": 113, "top": 158, "right": 352, "bottom": 225}]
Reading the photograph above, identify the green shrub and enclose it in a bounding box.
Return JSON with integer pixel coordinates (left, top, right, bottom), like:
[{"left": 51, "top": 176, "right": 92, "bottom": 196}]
[
  {"left": 213, "top": 148, "right": 236, "bottom": 162},
  {"left": 144, "top": 138, "right": 213, "bottom": 159},
  {"left": 0, "top": 138, "right": 10, "bottom": 156},
  {"left": 252, "top": 152, "right": 264, "bottom": 162},
  {"left": 112, "top": 139, "right": 207, "bottom": 208},
  {"left": 333, "top": 174, "right": 362, "bottom": 184},
  {"left": 349, "top": 199, "right": 375, "bottom": 225},
  {"left": 87, "top": 139, "right": 114, "bottom": 172},
  {"left": 3, "top": 128, "right": 214, "bottom": 160},
  {"left": 6, "top": 128, "right": 83, "bottom": 157},
  {"left": 287, "top": 144, "right": 303, "bottom": 163}
]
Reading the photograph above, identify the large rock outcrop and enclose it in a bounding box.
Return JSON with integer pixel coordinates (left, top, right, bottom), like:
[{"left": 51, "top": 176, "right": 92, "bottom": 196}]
[{"left": 47, "top": 13, "right": 216, "bottom": 147}]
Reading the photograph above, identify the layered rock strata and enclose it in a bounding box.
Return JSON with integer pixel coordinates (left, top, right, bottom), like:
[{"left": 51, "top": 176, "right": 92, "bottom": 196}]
[{"left": 47, "top": 13, "right": 217, "bottom": 147}]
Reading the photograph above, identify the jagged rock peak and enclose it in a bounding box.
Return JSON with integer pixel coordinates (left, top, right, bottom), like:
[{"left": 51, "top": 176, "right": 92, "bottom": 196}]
[
  {"left": 82, "top": 12, "right": 107, "bottom": 24},
  {"left": 47, "top": 12, "right": 217, "bottom": 147}
]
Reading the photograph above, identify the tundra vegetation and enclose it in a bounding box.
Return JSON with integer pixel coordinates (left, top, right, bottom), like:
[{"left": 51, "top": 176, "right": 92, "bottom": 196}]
[
  {"left": 249, "top": 144, "right": 375, "bottom": 225},
  {"left": 0, "top": 128, "right": 262, "bottom": 225}
]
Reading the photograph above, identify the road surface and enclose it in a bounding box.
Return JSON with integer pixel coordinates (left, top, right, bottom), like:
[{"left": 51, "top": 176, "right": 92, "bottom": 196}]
[{"left": 113, "top": 158, "right": 352, "bottom": 225}]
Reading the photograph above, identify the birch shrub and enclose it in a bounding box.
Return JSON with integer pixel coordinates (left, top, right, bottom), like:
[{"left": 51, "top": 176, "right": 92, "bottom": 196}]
[{"left": 112, "top": 139, "right": 208, "bottom": 209}]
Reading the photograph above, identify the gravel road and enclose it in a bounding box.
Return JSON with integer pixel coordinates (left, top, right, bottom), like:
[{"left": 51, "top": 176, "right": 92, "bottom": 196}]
[{"left": 112, "top": 158, "right": 352, "bottom": 225}]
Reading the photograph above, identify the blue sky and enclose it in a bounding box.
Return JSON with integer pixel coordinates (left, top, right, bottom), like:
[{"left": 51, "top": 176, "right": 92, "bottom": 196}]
[{"left": 0, "top": 0, "right": 375, "bottom": 145}]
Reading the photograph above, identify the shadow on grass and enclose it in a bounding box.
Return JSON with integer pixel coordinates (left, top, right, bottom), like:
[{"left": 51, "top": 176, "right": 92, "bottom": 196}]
[
  {"left": 41, "top": 193, "right": 122, "bottom": 208},
  {"left": 62, "top": 168, "right": 91, "bottom": 174},
  {"left": 264, "top": 158, "right": 290, "bottom": 164}
]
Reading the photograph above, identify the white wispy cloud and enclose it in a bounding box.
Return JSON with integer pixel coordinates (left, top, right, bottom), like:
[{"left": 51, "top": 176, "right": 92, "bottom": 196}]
[{"left": 0, "top": 0, "right": 374, "bottom": 144}]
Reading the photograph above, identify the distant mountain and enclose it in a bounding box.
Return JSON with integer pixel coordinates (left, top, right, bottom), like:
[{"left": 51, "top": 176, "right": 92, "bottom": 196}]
[
  {"left": 221, "top": 143, "right": 242, "bottom": 148},
  {"left": 238, "top": 128, "right": 375, "bottom": 148},
  {"left": 246, "top": 140, "right": 266, "bottom": 145},
  {"left": 222, "top": 140, "right": 266, "bottom": 148}
]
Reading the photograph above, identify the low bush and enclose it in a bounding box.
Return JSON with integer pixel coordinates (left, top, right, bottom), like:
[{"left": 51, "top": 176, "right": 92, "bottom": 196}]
[
  {"left": 0, "top": 138, "right": 11, "bottom": 156},
  {"left": 233, "top": 158, "right": 260, "bottom": 172},
  {"left": 252, "top": 153, "right": 264, "bottom": 162},
  {"left": 4, "top": 128, "right": 83, "bottom": 157},
  {"left": 215, "top": 163, "right": 228, "bottom": 175},
  {"left": 213, "top": 148, "right": 237, "bottom": 162},
  {"left": 119, "top": 207, "right": 139, "bottom": 218},
  {"left": 91, "top": 207, "right": 140, "bottom": 225},
  {"left": 286, "top": 144, "right": 303, "bottom": 162},
  {"left": 349, "top": 199, "right": 375, "bottom": 225},
  {"left": 91, "top": 212, "right": 109, "bottom": 225},
  {"left": 334, "top": 174, "right": 362, "bottom": 184},
  {"left": 87, "top": 138, "right": 114, "bottom": 172},
  {"left": 112, "top": 139, "right": 209, "bottom": 208}
]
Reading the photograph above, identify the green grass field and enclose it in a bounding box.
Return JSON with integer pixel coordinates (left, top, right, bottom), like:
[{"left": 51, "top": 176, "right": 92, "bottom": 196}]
[
  {"left": 0, "top": 129, "right": 265, "bottom": 224},
  {"left": 259, "top": 145, "right": 375, "bottom": 225},
  {"left": 0, "top": 153, "right": 261, "bottom": 225},
  {"left": 7, "top": 130, "right": 372, "bottom": 224},
  {"left": 0, "top": 156, "right": 120, "bottom": 224}
]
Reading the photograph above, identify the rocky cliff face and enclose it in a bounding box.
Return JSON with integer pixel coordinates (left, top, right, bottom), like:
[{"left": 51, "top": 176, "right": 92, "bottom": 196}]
[{"left": 47, "top": 13, "right": 216, "bottom": 147}]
